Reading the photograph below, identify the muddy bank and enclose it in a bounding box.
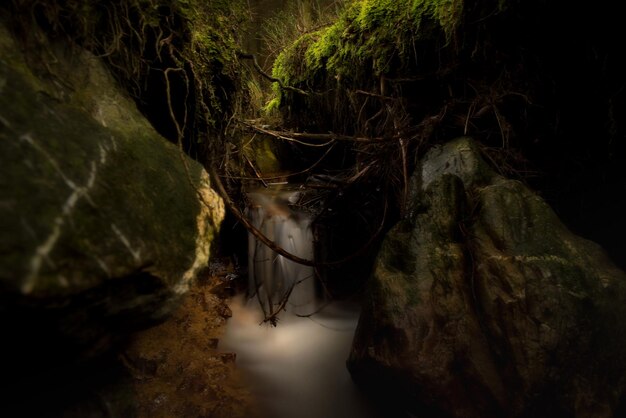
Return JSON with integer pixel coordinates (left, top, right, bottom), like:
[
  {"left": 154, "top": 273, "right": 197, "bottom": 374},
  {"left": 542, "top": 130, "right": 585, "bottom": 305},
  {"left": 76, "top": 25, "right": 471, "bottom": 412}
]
[{"left": 122, "top": 262, "right": 257, "bottom": 418}]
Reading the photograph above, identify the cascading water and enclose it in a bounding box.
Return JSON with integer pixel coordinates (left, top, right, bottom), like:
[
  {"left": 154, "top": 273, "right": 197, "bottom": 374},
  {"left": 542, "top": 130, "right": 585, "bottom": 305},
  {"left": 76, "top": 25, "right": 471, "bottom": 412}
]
[
  {"left": 245, "top": 187, "right": 317, "bottom": 318},
  {"left": 219, "top": 185, "right": 382, "bottom": 418}
]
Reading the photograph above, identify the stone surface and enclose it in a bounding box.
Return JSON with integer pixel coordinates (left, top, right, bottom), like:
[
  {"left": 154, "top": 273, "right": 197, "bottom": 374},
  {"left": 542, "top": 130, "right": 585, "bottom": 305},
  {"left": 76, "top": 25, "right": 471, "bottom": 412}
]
[
  {"left": 121, "top": 270, "right": 257, "bottom": 418},
  {"left": 348, "top": 137, "right": 626, "bottom": 418},
  {"left": 0, "top": 20, "right": 224, "bottom": 377}
]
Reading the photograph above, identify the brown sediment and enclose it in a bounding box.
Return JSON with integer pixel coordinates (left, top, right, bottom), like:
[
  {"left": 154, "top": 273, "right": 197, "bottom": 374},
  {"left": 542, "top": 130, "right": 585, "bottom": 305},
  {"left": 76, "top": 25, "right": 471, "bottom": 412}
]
[{"left": 121, "top": 261, "right": 259, "bottom": 418}]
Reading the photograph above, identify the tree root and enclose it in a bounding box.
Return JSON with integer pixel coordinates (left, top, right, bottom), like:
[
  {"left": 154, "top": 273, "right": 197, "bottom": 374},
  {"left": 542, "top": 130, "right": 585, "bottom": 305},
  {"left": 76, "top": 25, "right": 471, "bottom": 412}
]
[{"left": 238, "top": 52, "right": 310, "bottom": 97}]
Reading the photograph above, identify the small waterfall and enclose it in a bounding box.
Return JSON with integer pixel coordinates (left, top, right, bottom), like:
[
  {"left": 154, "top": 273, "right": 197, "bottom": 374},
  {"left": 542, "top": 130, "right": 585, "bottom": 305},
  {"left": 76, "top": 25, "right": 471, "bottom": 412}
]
[
  {"left": 219, "top": 185, "right": 382, "bottom": 418},
  {"left": 246, "top": 186, "right": 317, "bottom": 317}
]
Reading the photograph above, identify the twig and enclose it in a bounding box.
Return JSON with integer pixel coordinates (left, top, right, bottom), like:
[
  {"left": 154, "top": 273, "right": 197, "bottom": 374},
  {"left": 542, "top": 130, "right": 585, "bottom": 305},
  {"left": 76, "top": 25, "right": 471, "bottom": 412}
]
[
  {"left": 238, "top": 52, "right": 310, "bottom": 96},
  {"left": 354, "top": 89, "right": 397, "bottom": 101},
  {"left": 239, "top": 120, "right": 386, "bottom": 144},
  {"left": 226, "top": 140, "right": 337, "bottom": 182},
  {"left": 209, "top": 166, "right": 316, "bottom": 267},
  {"left": 243, "top": 154, "right": 268, "bottom": 188},
  {"left": 261, "top": 281, "right": 296, "bottom": 326}
]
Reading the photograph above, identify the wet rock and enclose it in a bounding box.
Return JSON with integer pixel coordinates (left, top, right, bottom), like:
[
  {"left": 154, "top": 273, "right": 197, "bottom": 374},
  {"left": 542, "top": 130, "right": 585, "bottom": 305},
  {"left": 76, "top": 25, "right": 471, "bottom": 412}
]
[
  {"left": 122, "top": 272, "right": 256, "bottom": 418},
  {"left": 218, "top": 352, "right": 237, "bottom": 364},
  {"left": 207, "top": 338, "right": 220, "bottom": 349},
  {"left": 0, "top": 18, "right": 224, "bottom": 384},
  {"left": 348, "top": 137, "right": 626, "bottom": 418}
]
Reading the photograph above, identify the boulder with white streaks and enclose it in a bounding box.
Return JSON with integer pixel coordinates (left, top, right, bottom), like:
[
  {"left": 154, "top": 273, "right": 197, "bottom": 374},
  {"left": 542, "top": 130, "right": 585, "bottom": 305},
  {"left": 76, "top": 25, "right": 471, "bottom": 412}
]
[{"left": 0, "top": 20, "right": 224, "bottom": 374}]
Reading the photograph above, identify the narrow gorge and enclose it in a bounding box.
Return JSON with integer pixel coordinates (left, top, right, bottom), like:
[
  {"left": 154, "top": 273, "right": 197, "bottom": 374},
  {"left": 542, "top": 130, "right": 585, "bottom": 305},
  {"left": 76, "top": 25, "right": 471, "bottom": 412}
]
[{"left": 2, "top": 1, "right": 626, "bottom": 418}]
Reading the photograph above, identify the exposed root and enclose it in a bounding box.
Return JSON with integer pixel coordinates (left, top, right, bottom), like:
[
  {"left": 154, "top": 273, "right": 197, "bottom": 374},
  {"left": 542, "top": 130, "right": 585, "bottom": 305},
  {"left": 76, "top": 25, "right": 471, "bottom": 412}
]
[
  {"left": 210, "top": 165, "right": 316, "bottom": 267},
  {"left": 238, "top": 120, "right": 388, "bottom": 145},
  {"left": 239, "top": 52, "right": 310, "bottom": 97}
]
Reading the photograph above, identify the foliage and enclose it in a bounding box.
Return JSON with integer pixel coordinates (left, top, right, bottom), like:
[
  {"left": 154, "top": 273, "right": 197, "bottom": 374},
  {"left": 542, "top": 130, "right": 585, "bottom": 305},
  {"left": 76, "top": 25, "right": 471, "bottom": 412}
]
[
  {"left": 260, "top": 0, "right": 347, "bottom": 72},
  {"left": 264, "top": 0, "right": 557, "bottom": 208},
  {"left": 271, "top": 0, "right": 463, "bottom": 105},
  {"left": 261, "top": 0, "right": 471, "bottom": 226},
  {"left": 253, "top": 0, "right": 347, "bottom": 118},
  {"left": 5, "top": 0, "right": 250, "bottom": 160},
  {"left": 260, "top": 0, "right": 626, "bottom": 289}
]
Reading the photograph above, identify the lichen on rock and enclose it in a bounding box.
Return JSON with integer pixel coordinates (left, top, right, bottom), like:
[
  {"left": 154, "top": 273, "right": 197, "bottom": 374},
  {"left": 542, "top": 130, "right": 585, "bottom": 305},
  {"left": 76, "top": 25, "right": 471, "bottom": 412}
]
[
  {"left": 0, "top": 13, "right": 224, "bottom": 382},
  {"left": 348, "top": 137, "right": 626, "bottom": 418}
]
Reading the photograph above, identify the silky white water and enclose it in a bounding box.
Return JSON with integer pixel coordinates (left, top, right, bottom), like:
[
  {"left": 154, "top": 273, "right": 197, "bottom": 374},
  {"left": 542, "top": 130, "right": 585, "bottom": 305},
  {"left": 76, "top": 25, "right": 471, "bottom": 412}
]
[
  {"left": 218, "top": 186, "right": 381, "bottom": 418},
  {"left": 219, "top": 297, "right": 380, "bottom": 418},
  {"left": 245, "top": 187, "right": 317, "bottom": 317}
]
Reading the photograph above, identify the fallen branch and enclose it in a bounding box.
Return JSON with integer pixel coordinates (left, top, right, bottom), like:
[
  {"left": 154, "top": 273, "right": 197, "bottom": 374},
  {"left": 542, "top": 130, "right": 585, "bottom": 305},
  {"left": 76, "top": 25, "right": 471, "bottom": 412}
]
[
  {"left": 354, "top": 89, "right": 398, "bottom": 101},
  {"left": 261, "top": 282, "right": 296, "bottom": 327},
  {"left": 238, "top": 52, "right": 310, "bottom": 97},
  {"left": 227, "top": 140, "right": 337, "bottom": 182},
  {"left": 209, "top": 166, "right": 316, "bottom": 267},
  {"left": 243, "top": 154, "right": 268, "bottom": 188},
  {"left": 239, "top": 120, "right": 386, "bottom": 144},
  {"left": 211, "top": 161, "right": 388, "bottom": 269}
]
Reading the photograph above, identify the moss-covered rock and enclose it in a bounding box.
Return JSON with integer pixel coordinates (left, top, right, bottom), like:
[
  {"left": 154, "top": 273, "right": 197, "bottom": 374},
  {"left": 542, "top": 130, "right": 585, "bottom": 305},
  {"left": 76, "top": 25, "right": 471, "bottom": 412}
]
[
  {"left": 0, "top": 18, "right": 224, "bottom": 381},
  {"left": 269, "top": 0, "right": 463, "bottom": 130},
  {"left": 276, "top": 0, "right": 461, "bottom": 81},
  {"left": 348, "top": 137, "right": 626, "bottom": 418}
]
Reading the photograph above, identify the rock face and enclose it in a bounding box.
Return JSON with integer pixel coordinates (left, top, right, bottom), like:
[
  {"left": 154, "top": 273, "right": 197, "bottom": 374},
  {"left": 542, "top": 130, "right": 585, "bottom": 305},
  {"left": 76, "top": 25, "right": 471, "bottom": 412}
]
[
  {"left": 0, "top": 20, "right": 224, "bottom": 377},
  {"left": 348, "top": 137, "right": 626, "bottom": 418}
]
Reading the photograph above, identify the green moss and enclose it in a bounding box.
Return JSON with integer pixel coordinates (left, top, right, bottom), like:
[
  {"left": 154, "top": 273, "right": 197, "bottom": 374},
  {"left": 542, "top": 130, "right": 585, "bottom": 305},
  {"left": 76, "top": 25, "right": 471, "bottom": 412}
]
[
  {"left": 245, "top": 137, "right": 281, "bottom": 175},
  {"left": 5, "top": 0, "right": 248, "bottom": 151},
  {"left": 262, "top": 95, "right": 281, "bottom": 115},
  {"left": 273, "top": 32, "right": 320, "bottom": 85},
  {"left": 0, "top": 45, "right": 223, "bottom": 295},
  {"left": 279, "top": 0, "right": 462, "bottom": 76},
  {"left": 305, "top": 25, "right": 343, "bottom": 73},
  {"left": 269, "top": 0, "right": 463, "bottom": 114}
]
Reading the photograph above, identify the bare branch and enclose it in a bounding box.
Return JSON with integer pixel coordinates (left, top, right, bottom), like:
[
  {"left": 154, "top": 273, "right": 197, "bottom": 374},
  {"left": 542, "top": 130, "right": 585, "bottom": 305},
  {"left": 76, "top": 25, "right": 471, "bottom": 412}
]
[
  {"left": 239, "top": 120, "right": 387, "bottom": 144},
  {"left": 228, "top": 141, "right": 337, "bottom": 182},
  {"left": 238, "top": 52, "right": 310, "bottom": 96},
  {"left": 354, "top": 89, "right": 398, "bottom": 101},
  {"left": 243, "top": 154, "right": 268, "bottom": 188},
  {"left": 209, "top": 166, "right": 316, "bottom": 267}
]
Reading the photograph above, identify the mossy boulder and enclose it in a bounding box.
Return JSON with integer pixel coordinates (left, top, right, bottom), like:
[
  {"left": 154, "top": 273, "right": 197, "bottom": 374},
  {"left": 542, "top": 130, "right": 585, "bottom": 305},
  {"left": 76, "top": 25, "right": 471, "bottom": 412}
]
[
  {"left": 0, "top": 20, "right": 224, "bottom": 379},
  {"left": 269, "top": 0, "right": 463, "bottom": 130},
  {"left": 348, "top": 137, "right": 626, "bottom": 418}
]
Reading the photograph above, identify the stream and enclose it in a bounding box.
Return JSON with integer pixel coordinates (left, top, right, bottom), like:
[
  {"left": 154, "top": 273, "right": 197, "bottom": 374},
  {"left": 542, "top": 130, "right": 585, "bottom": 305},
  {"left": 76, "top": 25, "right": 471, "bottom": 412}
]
[{"left": 218, "top": 185, "right": 382, "bottom": 418}]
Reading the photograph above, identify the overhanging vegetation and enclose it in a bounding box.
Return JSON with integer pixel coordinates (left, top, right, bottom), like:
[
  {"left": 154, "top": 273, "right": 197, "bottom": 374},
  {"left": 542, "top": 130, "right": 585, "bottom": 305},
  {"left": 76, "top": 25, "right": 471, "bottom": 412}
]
[{"left": 5, "top": 0, "right": 250, "bottom": 160}]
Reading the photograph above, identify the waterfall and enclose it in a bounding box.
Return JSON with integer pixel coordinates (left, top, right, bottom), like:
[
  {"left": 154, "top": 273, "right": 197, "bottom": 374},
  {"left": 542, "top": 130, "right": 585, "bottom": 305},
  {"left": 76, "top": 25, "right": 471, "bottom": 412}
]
[
  {"left": 218, "top": 185, "right": 382, "bottom": 418},
  {"left": 246, "top": 187, "right": 317, "bottom": 317}
]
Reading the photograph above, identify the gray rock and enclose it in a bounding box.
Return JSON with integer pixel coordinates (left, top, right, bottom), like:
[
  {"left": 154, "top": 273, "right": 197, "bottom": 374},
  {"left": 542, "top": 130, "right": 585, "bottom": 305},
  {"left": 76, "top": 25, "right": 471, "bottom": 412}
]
[
  {"left": 0, "top": 21, "right": 224, "bottom": 365},
  {"left": 348, "top": 137, "right": 626, "bottom": 418}
]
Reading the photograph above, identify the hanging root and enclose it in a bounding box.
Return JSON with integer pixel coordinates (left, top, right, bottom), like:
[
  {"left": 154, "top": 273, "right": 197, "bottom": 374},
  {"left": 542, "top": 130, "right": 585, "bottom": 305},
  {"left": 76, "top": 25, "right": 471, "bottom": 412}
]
[{"left": 239, "top": 52, "right": 310, "bottom": 97}]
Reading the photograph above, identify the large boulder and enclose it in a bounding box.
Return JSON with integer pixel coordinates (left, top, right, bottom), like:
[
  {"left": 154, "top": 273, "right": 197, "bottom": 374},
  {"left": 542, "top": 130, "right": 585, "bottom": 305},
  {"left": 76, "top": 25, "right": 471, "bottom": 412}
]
[
  {"left": 348, "top": 137, "right": 626, "bottom": 418},
  {"left": 0, "top": 20, "right": 224, "bottom": 377}
]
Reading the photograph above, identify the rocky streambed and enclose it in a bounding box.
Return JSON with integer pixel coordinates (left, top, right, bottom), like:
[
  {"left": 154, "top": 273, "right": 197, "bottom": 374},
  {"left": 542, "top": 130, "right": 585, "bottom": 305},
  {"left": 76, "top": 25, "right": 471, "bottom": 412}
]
[{"left": 120, "top": 262, "right": 257, "bottom": 418}]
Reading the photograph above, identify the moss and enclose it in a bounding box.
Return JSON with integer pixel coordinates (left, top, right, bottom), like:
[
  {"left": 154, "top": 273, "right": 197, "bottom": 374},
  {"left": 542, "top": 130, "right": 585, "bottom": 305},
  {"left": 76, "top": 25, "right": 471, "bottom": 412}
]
[
  {"left": 0, "top": 42, "right": 223, "bottom": 295},
  {"left": 274, "top": 0, "right": 463, "bottom": 80},
  {"left": 267, "top": 0, "right": 461, "bottom": 130},
  {"left": 272, "top": 32, "right": 320, "bottom": 86},
  {"left": 5, "top": 0, "right": 249, "bottom": 158},
  {"left": 262, "top": 95, "right": 281, "bottom": 115},
  {"left": 244, "top": 136, "right": 281, "bottom": 175}
]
